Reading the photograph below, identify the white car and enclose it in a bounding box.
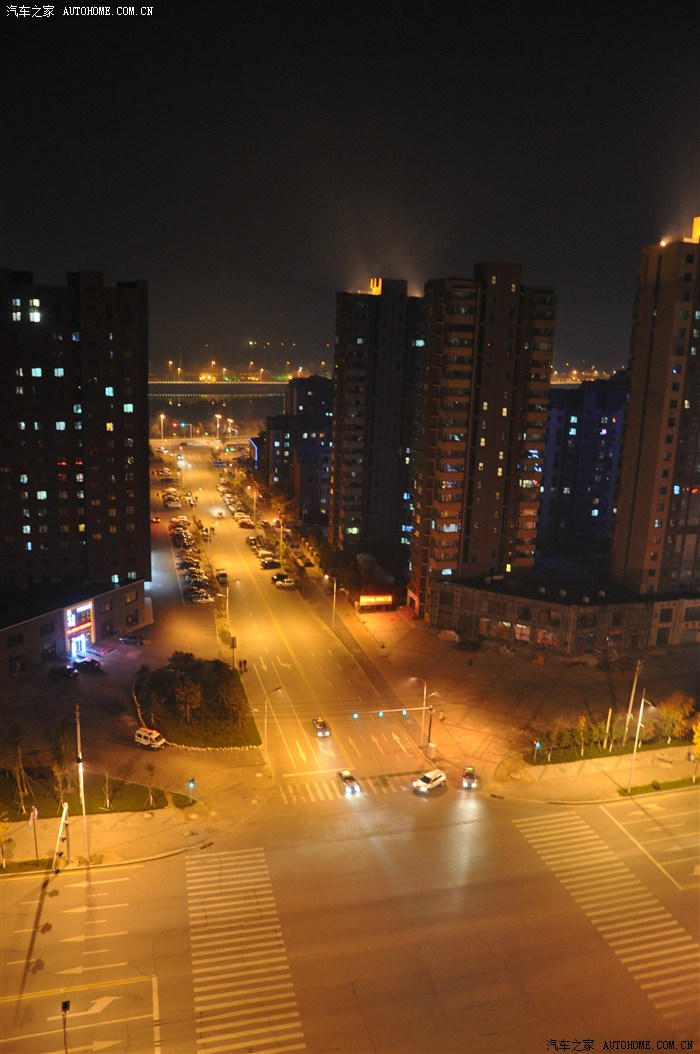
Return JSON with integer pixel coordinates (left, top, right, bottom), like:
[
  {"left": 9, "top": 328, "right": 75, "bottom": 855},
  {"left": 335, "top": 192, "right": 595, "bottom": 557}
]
[{"left": 412, "top": 769, "right": 447, "bottom": 792}]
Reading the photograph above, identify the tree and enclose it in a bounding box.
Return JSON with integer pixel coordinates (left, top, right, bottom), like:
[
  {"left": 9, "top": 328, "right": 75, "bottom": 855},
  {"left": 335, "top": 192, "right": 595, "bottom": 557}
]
[
  {"left": 51, "top": 761, "right": 69, "bottom": 809},
  {"left": 13, "top": 744, "right": 31, "bottom": 816},
  {"left": 142, "top": 687, "right": 166, "bottom": 729},
  {"left": 169, "top": 651, "right": 196, "bottom": 677},
  {"left": 576, "top": 714, "right": 589, "bottom": 757},
  {"left": 145, "top": 762, "right": 156, "bottom": 808},
  {"left": 692, "top": 718, "right": 700, "bottom": 784},
  {"left": 176, "top": 678, "right": 202, "bottom": 724},
  {"left": 652, "top": 692, "right": 695, "bottom": 744}
]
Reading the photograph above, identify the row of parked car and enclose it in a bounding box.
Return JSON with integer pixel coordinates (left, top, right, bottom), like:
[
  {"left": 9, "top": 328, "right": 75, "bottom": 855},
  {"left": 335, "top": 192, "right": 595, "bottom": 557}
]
[
  {"left": 169, "top": 516, "right": 215, "bottom": 604},
  {"left": 245, "top": 534, "right": 299, "bottom": 589},
  {"left": 217, "top": 481, "right": 254, "bottom": 525}
]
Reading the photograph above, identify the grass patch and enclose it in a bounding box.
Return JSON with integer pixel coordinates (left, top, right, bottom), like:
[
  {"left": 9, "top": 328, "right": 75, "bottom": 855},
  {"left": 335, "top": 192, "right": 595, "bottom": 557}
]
[
  {"left": 526, "top": 737, "right": 690, "bottom": 766},
  {"left": 619, "top": 776, "right": 698, "bottom": 796},
  {"left": 138, "top": 655, "right": 261, "bottom": 749},
  {"left": 0, "top": 768, "right": 168, "bottom": 822}
]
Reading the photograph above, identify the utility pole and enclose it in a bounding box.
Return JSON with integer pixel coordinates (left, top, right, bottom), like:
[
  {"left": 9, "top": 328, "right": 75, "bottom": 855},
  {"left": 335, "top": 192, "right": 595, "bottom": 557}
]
[
  {"left": 75, "top": 703, "right": 90, "bottom": 864},
  {"left": 622, "top": 659, "right": 642, "bottom": 747}
]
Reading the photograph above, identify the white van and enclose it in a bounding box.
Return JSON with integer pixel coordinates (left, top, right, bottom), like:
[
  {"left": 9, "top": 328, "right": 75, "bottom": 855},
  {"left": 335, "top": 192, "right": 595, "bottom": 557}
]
[{"left": 134, "top": 727, "right": 166, "bottom": 750}]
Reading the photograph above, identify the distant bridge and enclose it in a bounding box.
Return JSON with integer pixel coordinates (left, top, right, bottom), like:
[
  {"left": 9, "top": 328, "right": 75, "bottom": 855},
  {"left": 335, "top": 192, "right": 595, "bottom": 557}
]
[{"left": 148, "top": 380, "right": 287, "bottom": 401}]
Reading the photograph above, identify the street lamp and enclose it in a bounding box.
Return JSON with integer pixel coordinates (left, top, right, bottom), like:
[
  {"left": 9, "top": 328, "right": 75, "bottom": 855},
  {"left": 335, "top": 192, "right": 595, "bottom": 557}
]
[
  {"left": 413, "top": 677, "right": 438, "bottom": 749},
  {"left": 324, "top": 574, "right": 337, "bottom": 630},
  {"left": 159, "top": 413, "right": 165, "bottom": 441},
  {"left": 215, "top": 414, "right": 221, "bottom": 441},
  {"left": 247, "top": 485, "right": 258, "bottom": 521},
  {"left": 627, "top": 694, "right": 653, "bottom": 794}
]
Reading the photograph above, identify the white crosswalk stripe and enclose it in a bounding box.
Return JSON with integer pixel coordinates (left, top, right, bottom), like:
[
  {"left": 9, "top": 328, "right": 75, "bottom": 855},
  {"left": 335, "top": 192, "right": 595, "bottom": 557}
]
[
  {"left": 514, "top": 812, "right": 700, "bottom": 1034},
  {"left": 186, "top": 848, "right": 306, "bottom": 1053},
  {"left": 279, "top": 774, "right": 410, "bottom": 804}
]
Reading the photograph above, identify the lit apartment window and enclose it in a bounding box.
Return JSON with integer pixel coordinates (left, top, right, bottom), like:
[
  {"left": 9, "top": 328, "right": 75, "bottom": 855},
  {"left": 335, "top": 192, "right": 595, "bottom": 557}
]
[
  {"left": 105, "top": 387, "right": 114, "bottom": 397},
  {"left": 36, "top": 490, "right": 47, "bottom": 500},
  {"left": 12, "top": 311, "right": 21, "bottom": 321},
  {"left": 29, "top": 310, "right": 41, "bottom": 323},
  {"left": 56, "top": 421, "right": 66, "bottom": 431},
  {"left": 123, "top": 403, "right": 134, "bottom": 413},
  {"left": 71, "top": 332, "right": 80, "bottom": 342},
  {"left": 31, "top": 368, "right": 42, "bottom": 377},
  {"left": 106, "top": 422, "right": 114, "bottom": 432},
  {"left": 12, "top": 297, "right": 21, "bottom": 306},
  {"left": 54, "top": 367, "right": 64, "bottom": 377}
]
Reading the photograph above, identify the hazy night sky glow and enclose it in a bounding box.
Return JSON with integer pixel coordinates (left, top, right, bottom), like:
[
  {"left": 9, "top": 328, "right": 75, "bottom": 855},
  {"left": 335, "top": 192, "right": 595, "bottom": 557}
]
[{"left": 3, "top": 2, "right": 699, "bottom": 374}]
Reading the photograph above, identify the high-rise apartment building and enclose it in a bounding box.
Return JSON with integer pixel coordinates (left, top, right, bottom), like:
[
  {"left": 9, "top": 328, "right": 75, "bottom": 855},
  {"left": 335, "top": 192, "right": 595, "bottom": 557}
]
[
  {"left": 408, "top": 263, "right": 555, "bottom": 616},
  {"left": 610, "top": 217, "right": 700, "bottom": 594},
  {"left": 329, "top": 278, "right": 424, "bottom": 568},
  {"left": 266, "top": 374, "right": 333, "bottom": 523},
  {"left": 538, "top": 374, "right": 627, "bottom": 553},
  {"left": 0, "top": 269, "right": 150, "bottom": 600}
]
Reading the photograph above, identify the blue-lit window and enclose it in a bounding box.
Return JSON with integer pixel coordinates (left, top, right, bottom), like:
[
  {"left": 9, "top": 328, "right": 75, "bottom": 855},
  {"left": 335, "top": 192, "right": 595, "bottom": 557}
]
[
  {"left": 105, "top": 387, "right": 114, "bottom": 396},
  {"left": 31, "top": 368, "right": 42, "bottom": 377},
  {"left": 56, "top": 421, "right": 66, "bottom": 431},
  {"left": 123, "top": 403, "right": 134, "bottom": 413},
  {"left": 54, "top": 367, "right": 64, "bottom": 377},
  {"left": 71, "top": 332, "right": 80, "bottom": 342},
  {"left": 73, "top": 404, "right": 82, "bottom": 414},
  {"left": 673, "top": 485, "right": 680, "bottom": 495}
]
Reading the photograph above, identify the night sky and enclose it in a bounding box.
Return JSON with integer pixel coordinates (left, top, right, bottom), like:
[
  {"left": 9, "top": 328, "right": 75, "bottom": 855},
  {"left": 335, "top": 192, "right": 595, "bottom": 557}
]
[{"left": 3, "top": 2, "right": 699, "bottom": 374}]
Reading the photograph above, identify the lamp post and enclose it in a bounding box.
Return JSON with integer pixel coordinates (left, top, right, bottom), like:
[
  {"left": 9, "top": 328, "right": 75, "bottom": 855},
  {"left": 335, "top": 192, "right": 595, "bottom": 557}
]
[
  {"left": 75, "top": 703, "right": 89, "bottom": 864},
  {"left": 626, "top": 694, "right": 648, "bottom": 794},
  {"left": 622, "top": 658, "right": 642, "bottom": 747},
  {"left": 159, "top": 414, "right": 164, "bottom": 441},
  {"left": 324, "top": 574, "right": 337, "bottom": 630},
  {"left": 413, "top": 677, "right": 438, "bottom": 749},
  {"left": 215, "top": 414, "right": 221, "bottom": 441}
]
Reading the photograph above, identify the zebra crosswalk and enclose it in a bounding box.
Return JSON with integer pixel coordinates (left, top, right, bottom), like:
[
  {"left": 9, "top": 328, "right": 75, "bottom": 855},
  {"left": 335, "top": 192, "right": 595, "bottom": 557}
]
[
  {"left": 186, "top": 848, "right": 306, "bottom": 1054},
  {"left": 279, "top": 773, "right": 411, "bottom": 805},
  {"left": 514, "top": 811, "right": 700, "bottom": 1035}
]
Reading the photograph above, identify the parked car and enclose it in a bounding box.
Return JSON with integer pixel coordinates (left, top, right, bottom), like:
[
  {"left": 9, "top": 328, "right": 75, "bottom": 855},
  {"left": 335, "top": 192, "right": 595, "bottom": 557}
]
[
  {"left": 50, "top": 664, "right": 79, "bottom": 679},
  {"left": 270, "top": 572, "right": 288, "bottom": 584},
  {"left": 134, "top": 727, "right": 165, "bottom": 750},
  {"left": 72, "top": 657, "right": 102, "bottom": 672},
  {"left": 260, "top": 559, "right": 281, "bottom": 570},
  {"left": 412, "top": 769, "right": 447, "bottom": 793},
  {"left": 275, "top": 579, "right": 297, "bottom": 590},
  {"left": 119, "top": 633, "right": 145, "bottom": 646}
]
